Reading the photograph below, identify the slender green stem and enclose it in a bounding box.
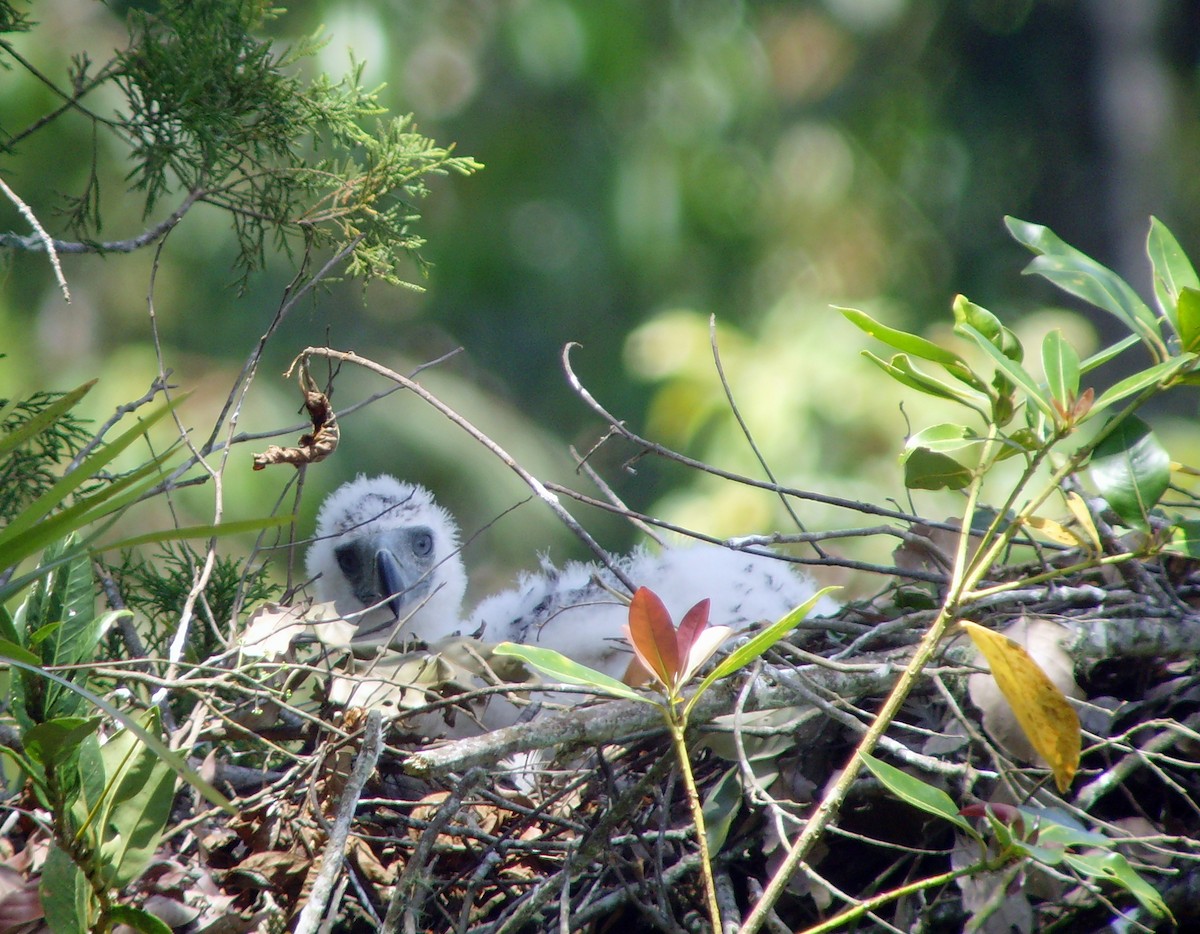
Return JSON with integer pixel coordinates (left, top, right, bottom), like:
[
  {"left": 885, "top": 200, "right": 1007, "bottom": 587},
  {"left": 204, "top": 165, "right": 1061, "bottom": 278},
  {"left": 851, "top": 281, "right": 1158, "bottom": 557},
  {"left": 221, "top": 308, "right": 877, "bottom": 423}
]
[
  {"left": 667, "top": 709, "right": 722, "bottom": 932},
  {"left": 967, "top": 550, "right": 1136, "bottom": 600},
  {"left": 801, "top": 860, "right": 991, "bottom": 934}
]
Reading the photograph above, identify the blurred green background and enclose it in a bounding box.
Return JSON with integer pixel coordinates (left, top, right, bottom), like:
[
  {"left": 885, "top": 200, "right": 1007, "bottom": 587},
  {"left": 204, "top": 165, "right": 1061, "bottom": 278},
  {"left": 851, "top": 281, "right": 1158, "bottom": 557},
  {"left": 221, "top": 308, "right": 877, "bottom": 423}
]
[{"left": 3, "top": 0, "right": 1200, "bottom": 600}]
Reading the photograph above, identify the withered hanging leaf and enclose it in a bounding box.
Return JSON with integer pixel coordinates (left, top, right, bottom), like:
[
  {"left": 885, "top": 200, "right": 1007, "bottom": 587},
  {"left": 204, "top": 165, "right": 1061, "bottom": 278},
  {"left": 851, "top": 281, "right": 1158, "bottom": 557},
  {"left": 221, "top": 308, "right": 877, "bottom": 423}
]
[
  {"left": 253, "top": 367, "right": 339, "bottom": 470},
  {"left": 962, "top": 619, "right": 1081, "bottom": 793}
]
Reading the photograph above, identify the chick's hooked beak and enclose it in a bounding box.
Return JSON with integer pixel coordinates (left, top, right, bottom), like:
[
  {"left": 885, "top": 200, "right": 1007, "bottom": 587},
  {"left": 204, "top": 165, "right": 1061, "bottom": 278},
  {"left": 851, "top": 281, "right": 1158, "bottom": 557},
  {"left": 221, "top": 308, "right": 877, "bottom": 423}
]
[{"left": 376, "top": 548, "right": 409, "bottom": 621}]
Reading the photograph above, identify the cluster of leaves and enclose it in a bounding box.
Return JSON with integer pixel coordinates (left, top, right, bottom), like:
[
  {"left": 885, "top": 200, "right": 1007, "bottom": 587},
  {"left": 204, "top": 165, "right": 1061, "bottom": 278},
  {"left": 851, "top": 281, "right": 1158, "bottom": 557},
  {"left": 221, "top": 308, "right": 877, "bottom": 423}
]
[
  {"left": 0, "top": 378, "right": 293, "bottom": 930},
  {"left": 847, "top": 216, "right": 1199, "bottom": 537},
  {"left": 860, "top": 755, "right": 1170, "bottom": 924},
  {"left": 0, "top": 542, "right": 230, "bottom": 934},
  {"left": 805, "top": 215, "right": 1200, "bottom": 928},
  {"left": 2, "top": 0, "right": 481, "bottom": 288}
]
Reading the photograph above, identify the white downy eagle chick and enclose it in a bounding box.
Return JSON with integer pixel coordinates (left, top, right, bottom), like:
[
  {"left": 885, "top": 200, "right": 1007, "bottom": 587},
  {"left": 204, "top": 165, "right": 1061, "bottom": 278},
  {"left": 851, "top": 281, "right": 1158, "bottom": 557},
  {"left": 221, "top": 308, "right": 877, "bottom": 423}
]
[
  {"left": 305, "top": 474, "right": 468, "bottom": 649},
  {"left": 306, "top": 475, "right": 837, "bottom": 682},
  {"left": 469, "top": 545, "right": 839, "bottom": 680}
]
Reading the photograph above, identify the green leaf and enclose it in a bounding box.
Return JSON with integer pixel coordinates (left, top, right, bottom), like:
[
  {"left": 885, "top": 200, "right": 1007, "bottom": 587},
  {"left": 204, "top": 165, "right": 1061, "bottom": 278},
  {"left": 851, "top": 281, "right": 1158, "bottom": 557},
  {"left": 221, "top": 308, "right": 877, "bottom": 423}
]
[
  {"left": 0, "top": 636, "right": 44, "bottom": 667},
  {"left": 1165, "top": 519, "right": 1200, "bottom": 558},
  {"left": 1064, "top": 851, "right": 1171, "bottom": 920},
  {"left": 1079, "top": 333, "right": 1142, "bottom": 374},
  {"left": 1006, "top": 216, "right": 1164, "bottom": 355},
  {"left": 0, "top": 381, "right": 95, "bottom": 461},
  {"left": 0, "top": 392, "right": 188, "bottom": 550},
  {"left": 1041, "top": 329, "right": 1080, "bottom": 410},
  {"left": 1089, "top": 415, "right": 1171, "bottom": 527},
  {"left": 952, "top": 294, "right": 1024, "bottom": 361},
  {"left": 840, "top": 307, "right": 968, "bottom": 368},
  {"left": 107, "top": 906, "right": 173, "bottom": 934},
  {"left": 1090, "top": 354, "right": 1197, "bottom": 414},
  {"left": 0, "top": 645, "right": 235, "bottom": 815},
  {"left": 39, "top": 551, "right": 100, "bottom": 669},
  {"left": 903, "top": 423, "right": 980, "bottom": 455},
  {"left": 686, "top": 587, "right": 839, "bottom": 716},
  {"left": 0, "top": 606, "right": 19, "bottom": 646},
  {"left": 24, "top": 717, "right": 103, "bottom": 768},
  {"left": 958, "top": 322, "right": 1057, "bottom": 420},
  {"left": 859, "top": 753, "right": 975, "bottom": 835},
  {"left": 903, "top": 448, "right": 973, "bottom": 491},
  {"left": 40, "top": 843, "right": 90, "bottom": 934},
  {"left": 99, "top": 514, "right": 295, "bottom": 552},
  {"left": 1178, "top": 287, "right": 1200, "bottom": 352},
  {"left": 702, "top": 766, "right": 742, "bottom": 857},
  {"left": 1147, "top": 216, "right": 1198, "bottom": 335},
  {"left": 93, "top": 710, "right": 176, "bottom": 887},
  {"left": 492, "top": 642, "right": 648, "bottom": 703},
  {"left": 860, "top": 352, "right": 988, "bottom": 413},
  {"left": 0, "top": 452, "right": 173, "bottom": 573}
]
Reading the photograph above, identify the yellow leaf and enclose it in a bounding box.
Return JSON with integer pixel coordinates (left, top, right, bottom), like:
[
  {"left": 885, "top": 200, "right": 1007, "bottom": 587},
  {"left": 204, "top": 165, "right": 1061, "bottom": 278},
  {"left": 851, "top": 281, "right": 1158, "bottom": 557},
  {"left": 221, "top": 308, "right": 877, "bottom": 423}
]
[
  {"left": 1064, "top": 491, "right": 1101, "bottom": 552},
  {"left": 1025, "top": 515, "right": 1088, "bottom": 548},
  {"left": 960, "top": 620, "right": 1081, "bottom": 793}
]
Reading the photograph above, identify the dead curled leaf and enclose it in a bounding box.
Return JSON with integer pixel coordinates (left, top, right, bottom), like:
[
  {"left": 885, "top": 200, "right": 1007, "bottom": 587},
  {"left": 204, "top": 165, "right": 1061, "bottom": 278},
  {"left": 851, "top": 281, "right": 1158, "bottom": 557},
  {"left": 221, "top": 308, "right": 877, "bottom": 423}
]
[
  {"left": 963, "top": 617, "right": 1082, "bottom": 793},
  {"left": 252, "top": 366, "right": 339, "bottom": 470}
]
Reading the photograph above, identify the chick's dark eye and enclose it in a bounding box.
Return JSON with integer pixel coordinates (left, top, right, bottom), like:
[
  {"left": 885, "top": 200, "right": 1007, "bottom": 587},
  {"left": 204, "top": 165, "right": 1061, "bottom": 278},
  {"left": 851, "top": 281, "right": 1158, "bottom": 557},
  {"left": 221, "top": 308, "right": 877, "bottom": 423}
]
[
  {"left": 334, "top": 545, "right": 362, "bottom": 578},
  {"left": 412, "top": 530, "right": 434, "bottom": 557}
]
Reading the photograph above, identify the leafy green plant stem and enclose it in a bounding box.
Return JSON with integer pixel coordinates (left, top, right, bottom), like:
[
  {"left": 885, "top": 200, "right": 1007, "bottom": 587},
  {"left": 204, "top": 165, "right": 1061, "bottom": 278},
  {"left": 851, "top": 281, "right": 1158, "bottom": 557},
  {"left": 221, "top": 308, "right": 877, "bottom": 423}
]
[
  {"left": 740, "top": 427, "right": 1004, "bottom": 934},
  {"left": 665, "top": 707, "right": 722, "bottom": 933},
  {"left": 45, "top": 761, "right": 112, "bottom": 932}
]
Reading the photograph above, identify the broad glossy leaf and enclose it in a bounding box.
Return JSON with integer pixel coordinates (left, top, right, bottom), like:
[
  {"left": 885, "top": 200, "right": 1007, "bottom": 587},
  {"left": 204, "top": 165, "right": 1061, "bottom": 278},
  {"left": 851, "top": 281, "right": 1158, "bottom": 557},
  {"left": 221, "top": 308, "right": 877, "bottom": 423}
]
[
  {"left": 1148, "top": 216, "right": 1198, "bottom": 335},
  {"left": 1041, "top": 329, "right": 1080, "bottom": 411},
  {"left": 1064, "top": 491, "right": 1101, "bottom": 552},
  {"left": 107, "top": 906, "right": 173, "bottom": 934},
  {"left": 952, "top": 294, "right": 1002, "bottom": 348},
  {"left": 1024, "top": 515, "right": 1088, "bottom": 549},
  {"left": 95, "top": 710, "right": 176, "bottom": 887},
  {"left": 702, "top": 767, "right": 742, "bottom": 856},
  {"left": 1007, "top": 216, "right": 1164, "bottom": 353},
  {"left": 860, "top": 753, "right": 975, "bottom": 835},
  {"left": 1079, "top": 333, "right": 1142, "bottom": 374},
  {"left": 40, "top": 843, "right": 89, "bottom": 934},
  {"left": 961, "top": 620, "right": 1081, "bottom": 793},
  {"left": 1165, "top": 519, "right": 1200, "bottom": 557},
  {"left": 904, "top": 423, "right": 980, "bottom": 455},
  {"left": 1178, "top": 287, "right": 1200, "bottom": 352},
  {"left": 1063, "top": 851, "right": 1171, "bottom": 920},
  {"left": 903, "top": 448, "right": 973, "bottom": 491},
  {"left": 626, "top": 587, "right": 680, "bottom": 689},
  {"left": 1089, "top": 415, "right": 1170, "bottom": 527},
  {"left": 676, "top": 599, "right": 711, "bottom": 661},
  {"left": 1090, "top": 354, "right": 1197, "bottom": 414},
  {"left": 24, "top": 717, "right": 102, "bottom": 768},
  {"left": 493, "top": 642, "right": 646, "bottom": 702}
]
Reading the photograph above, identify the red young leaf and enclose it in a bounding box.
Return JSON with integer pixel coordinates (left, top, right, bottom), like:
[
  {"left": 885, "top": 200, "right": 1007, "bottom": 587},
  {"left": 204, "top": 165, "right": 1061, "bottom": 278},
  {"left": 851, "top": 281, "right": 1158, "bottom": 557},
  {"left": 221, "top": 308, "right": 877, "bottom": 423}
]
[
  {"left": 676, "top": 599, "right": 711, "bottom": 660},
  {"left": 625, "top": 587, "right": 680, "bottom": 688}
]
